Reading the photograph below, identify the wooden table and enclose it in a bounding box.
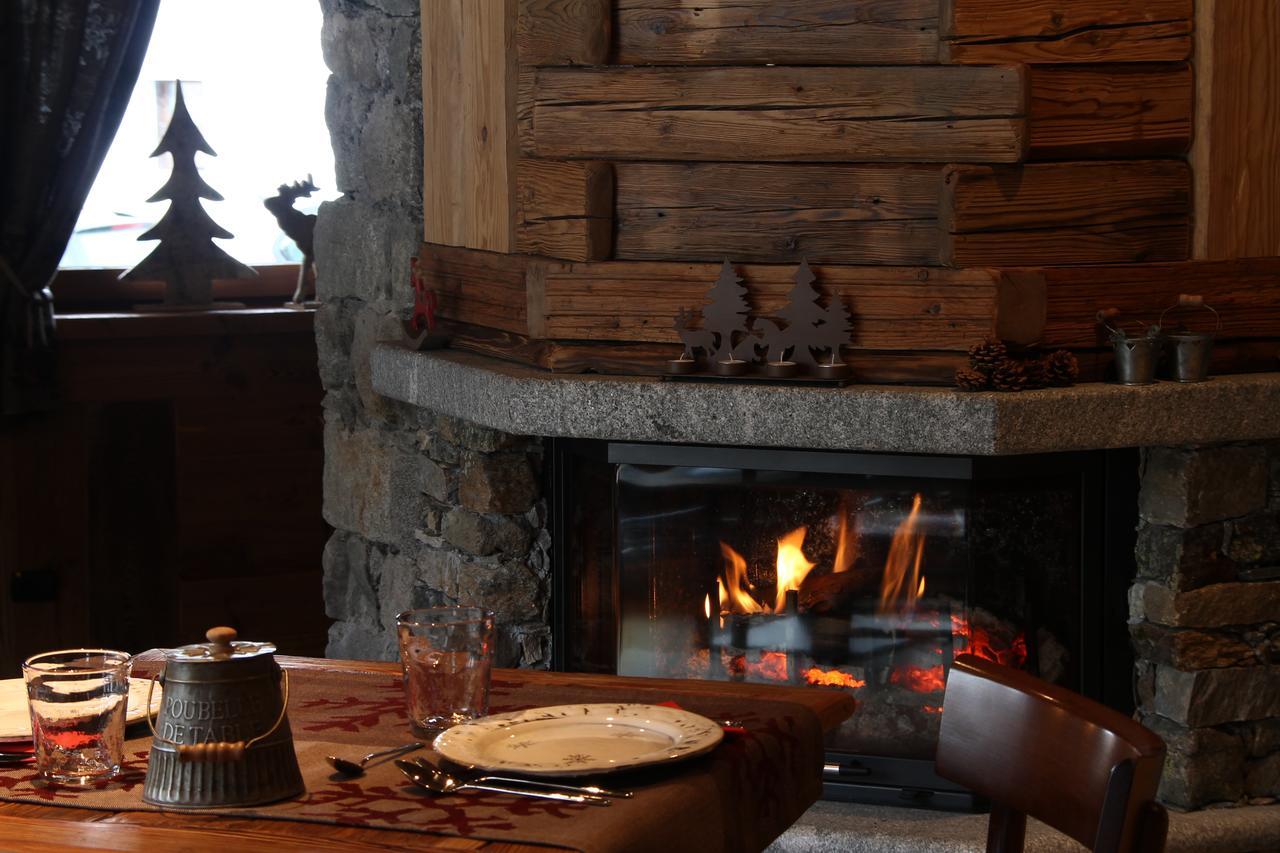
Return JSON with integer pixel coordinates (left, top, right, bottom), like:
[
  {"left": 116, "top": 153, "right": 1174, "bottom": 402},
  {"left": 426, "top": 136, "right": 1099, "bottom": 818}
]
[{"left": 0, "top": 655, "right": 855, "bottom": 852}]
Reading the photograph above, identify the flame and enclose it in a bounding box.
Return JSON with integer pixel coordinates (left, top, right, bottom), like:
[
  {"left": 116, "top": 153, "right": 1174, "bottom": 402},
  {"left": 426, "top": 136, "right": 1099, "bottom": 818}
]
[
  {"left": 804, "top": 667, "right": 867, "bottom": 689},
  {"left": 877, "top": 494, "right": 927, "bottom": 614},
  {"left": 703, "top": 594, "right": 710, "bottom": 620},
  {"left": 719, "top": 543, "right": 763, "bottom": 614},
  {"left": 922, "top": 705, "right": 944, "bottom": 715},
  {"left": 774, "top": 527, "right": 817, "bottom": 611},
  {"left": 831, "top": 510, "right": 858, "bottom": 574}
]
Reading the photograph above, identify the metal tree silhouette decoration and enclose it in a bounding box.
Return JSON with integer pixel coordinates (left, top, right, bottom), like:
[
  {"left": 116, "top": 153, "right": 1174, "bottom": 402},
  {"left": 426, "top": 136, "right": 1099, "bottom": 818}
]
[
  {"left": 702, "top": 260, "right": 755, "bottom": 362},
  {"left": 120, "top": 81, "right": 256, "bottom": 307}
]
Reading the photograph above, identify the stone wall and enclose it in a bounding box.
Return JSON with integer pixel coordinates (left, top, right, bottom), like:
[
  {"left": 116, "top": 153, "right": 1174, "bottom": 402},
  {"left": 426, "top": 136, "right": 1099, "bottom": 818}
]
[
  {"left": 1131, "top": 442, "right": 1280, "bottom": 809},
  {"left": 315, "top": 0, "right": 551, "bottom": 667}
]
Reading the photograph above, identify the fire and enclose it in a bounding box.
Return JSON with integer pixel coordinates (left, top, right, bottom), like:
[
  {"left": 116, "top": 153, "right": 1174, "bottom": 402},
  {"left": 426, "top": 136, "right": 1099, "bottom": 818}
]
[
  {"left": 718, "top": 527, "right": 817, "bottom": 615},
  {"left": 889, "top": 664, "right": 946, "bottom": 693},
  {"left": 922, "top": 705, "right": 943, "bottom": 714},
  {"left": 719, "top": 543, "right": 764, "bottom": 614},
  {"left": 878, "top": 493, "right": 927, "bottom": 614},
  {"left": 804, "top": 667, "right": 867, "bottom": 689},
  {"left": 773, "top": 527, "right": 817, "bottom": 611},
  {"left": 831, "top": 510, "right": 858, "bottom": 574}
]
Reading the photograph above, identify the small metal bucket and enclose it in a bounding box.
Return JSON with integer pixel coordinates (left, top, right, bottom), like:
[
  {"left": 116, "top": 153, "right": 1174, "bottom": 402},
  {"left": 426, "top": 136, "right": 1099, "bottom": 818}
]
[
  {"left": 1159, "top": 295, "right": 1219, "bottom": 383},
  {"left": 1098, "top": 309, "right": 1159, "bottom": 385},
  {"left": 1111, "top": 335, "right": 1160, "bottom": 385}
]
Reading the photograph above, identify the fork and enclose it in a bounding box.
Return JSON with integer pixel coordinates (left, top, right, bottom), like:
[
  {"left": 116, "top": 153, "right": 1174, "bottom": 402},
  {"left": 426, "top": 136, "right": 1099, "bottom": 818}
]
[{"left": 416, "top": 758, "right": 634, "bottom": 799}]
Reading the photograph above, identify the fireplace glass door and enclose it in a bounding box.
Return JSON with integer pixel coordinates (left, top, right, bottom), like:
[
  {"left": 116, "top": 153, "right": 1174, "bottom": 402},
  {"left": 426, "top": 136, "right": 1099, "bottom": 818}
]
[{"left": 553, "top": 442, "right": 1134, "bottom": 807}]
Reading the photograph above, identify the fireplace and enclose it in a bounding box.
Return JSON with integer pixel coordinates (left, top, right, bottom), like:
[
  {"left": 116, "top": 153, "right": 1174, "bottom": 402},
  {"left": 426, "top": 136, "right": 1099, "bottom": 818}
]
[{"left": 551, "top": 440, "right": 1138, "bottom": 808}]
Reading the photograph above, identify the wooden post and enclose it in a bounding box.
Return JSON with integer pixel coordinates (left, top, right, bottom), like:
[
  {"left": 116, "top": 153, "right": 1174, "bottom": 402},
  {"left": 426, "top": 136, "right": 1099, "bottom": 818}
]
[
  {"left": 422, "top": 0, "right": 518, "bottom": 253},
  {"left": 1193, "top": 0, "right": 1280, "bottom": 259}
]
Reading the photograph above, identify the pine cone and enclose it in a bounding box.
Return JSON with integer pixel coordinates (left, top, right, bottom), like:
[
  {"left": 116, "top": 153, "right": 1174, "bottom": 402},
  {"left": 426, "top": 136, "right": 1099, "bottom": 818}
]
[
  {"left": 954, "top": 367, "right": 990, "bottom": 392},
  {"left": 989, "top": 358, "right": 1028, "bottom": 392},
  {"left": 1022, "top": 357, "right": 1048, "bottom": 390},
  {"left": 1044, "top": 349, "right": 1079, "bottom": 386},
  {"left": 968, "top": 339, "right": 1008, "bottom": 373}
]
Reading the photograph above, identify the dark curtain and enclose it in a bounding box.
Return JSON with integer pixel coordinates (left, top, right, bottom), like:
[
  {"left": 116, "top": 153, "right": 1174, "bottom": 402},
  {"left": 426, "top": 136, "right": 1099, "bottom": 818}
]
[{"left": 0, "top": 0, "right": 159, "bottom": 417}]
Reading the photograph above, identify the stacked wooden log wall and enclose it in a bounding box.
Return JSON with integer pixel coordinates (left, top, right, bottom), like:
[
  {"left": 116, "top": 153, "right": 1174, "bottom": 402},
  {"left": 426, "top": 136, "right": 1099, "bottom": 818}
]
[{"left": 419, "top": 0, "right": 1280, "bottom": 384}]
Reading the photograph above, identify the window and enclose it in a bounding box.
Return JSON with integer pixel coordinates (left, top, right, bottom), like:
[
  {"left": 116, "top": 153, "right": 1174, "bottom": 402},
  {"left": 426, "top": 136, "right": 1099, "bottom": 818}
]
[{"left": 59, "top": 0, "right": 339, "bottom": 271}]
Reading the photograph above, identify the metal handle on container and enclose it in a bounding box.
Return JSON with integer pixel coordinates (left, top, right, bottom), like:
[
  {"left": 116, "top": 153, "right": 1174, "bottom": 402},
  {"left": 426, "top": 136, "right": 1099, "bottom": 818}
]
[
  {"left": 1158, "top": 294, "right": 1221, "bottom": 334},
  {"left": 144, "top": 668, "right": 291, "bottom": 763}
]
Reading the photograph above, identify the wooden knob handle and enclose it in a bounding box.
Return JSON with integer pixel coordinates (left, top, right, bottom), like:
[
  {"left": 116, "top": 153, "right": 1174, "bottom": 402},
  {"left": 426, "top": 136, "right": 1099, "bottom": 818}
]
[
  {"left": 206, "top": 626, "right": 237, "bottom": 653},
  {"left": 1178, "top": 293, "right": 1204, "bottom": 307},
  {"left": 1097, "top": 308, "right": 1121, "bottom": 320}
]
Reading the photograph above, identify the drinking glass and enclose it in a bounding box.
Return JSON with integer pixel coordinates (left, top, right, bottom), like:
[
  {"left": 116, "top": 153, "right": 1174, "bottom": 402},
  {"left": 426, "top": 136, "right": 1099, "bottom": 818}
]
[
  {"left": 397, "top": 607, "right": 495, "bottom": 735},
  {"left": 22, "top": 649, "right": 132, "bottom": 784}
]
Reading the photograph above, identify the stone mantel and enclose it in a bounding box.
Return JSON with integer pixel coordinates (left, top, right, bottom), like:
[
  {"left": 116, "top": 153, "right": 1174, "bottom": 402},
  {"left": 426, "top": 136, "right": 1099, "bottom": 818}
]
[{"left": 372, "top": 345, "right": 1280, "bottom": 456}]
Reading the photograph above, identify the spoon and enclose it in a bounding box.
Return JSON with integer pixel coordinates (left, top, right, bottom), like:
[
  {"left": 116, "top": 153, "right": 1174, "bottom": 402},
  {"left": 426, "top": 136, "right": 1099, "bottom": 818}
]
[
  {"left": 327, "top": 741, "right": 423, "bottom": 777},
  {"left": 396, "top": 760, "right": 610, "bottom": 807},
  {"left": 415, "top": 758, "right": 633, "bottom": 799}
]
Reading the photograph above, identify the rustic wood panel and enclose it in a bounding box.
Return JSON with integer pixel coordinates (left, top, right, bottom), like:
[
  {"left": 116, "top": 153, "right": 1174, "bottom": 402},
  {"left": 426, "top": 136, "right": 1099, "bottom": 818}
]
[
  {"left": 422, "top": 0, "right": 517, "bottom": 252},
  {"left": 611, "top": 0, "right": 939, "bottom": 66},
  {"left": 515, "top": 160, "right": 613, "bottom": 261},
  {"left": 942, "top": 161, "right": 1191, "bottom": 267},
  {"left": 1193, "top": 0, "right": 1280, "bottom": 259},
  {"left": 1027, "top": 63, "right": 1193, "bottom": 160},
  {"left": 448, "top": 323, "right": 970, "bottom": 384},
  {"left": 535, "top": 260, "right": 1043, "bottom": 349},
  {"left": 613, "top": 163, "right": 942, "bottom": 265},
  {"left": 519, "top": 66, "right": 1027, "bottom": 163},
  {"left": 1022, "top": 258, "right": 1280, "bottom": 349},
  {"left": 517, "top": 0, "right": 610, "bottom": 65},
  {"left": 942, "top": 0, "right": 1192, "bottom": 63},
  {"left": 422, "top": 243, "right": 530, "bottom": 334}
]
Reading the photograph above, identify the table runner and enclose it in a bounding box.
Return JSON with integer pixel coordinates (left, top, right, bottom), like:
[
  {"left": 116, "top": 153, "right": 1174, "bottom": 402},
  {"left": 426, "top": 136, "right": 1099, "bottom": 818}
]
[{"left": 0, "top": 664, "right": 825, "bottom": 852}]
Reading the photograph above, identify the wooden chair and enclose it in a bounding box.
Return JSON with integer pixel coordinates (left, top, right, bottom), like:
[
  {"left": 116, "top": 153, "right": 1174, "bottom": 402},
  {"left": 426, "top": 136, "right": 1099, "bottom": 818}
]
[{"left": 936, "top": 655, "right": 1169, "bottom": 853}]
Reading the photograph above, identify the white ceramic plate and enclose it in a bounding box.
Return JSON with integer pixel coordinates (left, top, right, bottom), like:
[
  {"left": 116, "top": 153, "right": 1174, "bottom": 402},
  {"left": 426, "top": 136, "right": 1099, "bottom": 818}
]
[
  {"left": 0, "top": 677, "right": 163, "bottom": 741},
  {"left": 433, "top": 703, "right": 724, "bottom": 776}
]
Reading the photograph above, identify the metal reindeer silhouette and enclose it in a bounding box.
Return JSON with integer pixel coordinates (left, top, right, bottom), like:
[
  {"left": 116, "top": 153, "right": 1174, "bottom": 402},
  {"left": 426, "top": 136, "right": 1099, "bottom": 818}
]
[{"left": 264, "top": 176, "right": 318, "bottom": 306}]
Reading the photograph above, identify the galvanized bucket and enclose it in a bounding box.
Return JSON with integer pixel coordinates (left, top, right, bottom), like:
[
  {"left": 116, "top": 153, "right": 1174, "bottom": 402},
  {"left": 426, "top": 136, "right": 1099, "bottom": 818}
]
[
  {"left": 142, "top": 627, "right": 304, "bottom": 808},
  {"left": 1159, "top": 295, "right": 1220, "bottom": 383},
  {"left": 1098, "top": 309, "right": 1160, "bottom": 385}
]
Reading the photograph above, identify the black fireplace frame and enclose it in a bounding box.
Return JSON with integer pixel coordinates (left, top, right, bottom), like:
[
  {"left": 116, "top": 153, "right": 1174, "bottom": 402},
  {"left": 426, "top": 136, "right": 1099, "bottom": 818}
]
[{"left": 547, "top": 438, "right": 1138, "bottom": 810}]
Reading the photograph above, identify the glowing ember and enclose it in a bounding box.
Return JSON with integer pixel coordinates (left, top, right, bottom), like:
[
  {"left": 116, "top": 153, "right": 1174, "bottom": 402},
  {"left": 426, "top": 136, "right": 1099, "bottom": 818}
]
[
  {"left": 804, "top": 667, "right": 867, "bottom": 689},
  {"left": 951, "top": 613, "right": 1028, "bottom": 668},
  {"left": 922, "top": 705, "right": 943, "bottom": 714},
  {"left": 889, "top": 664, "right": 946, "bottom": 693},
  {"left": 728, "top": 651, "right": 790, "bottom": 682}
]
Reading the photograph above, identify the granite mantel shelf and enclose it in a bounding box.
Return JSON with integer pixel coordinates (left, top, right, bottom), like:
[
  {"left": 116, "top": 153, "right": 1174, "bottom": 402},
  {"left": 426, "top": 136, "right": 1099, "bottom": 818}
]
[{"left": 371, "top": 345, "right": 1280, "bottom": 456}]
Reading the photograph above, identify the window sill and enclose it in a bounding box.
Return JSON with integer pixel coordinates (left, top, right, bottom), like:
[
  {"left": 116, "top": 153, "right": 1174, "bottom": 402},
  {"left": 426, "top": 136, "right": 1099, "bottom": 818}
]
[
  {"left": 52, "top": 264, "right": 303, "bottom": 313},
  {"left": 56, "top": 306, "right": 314, "bottom": 341}
]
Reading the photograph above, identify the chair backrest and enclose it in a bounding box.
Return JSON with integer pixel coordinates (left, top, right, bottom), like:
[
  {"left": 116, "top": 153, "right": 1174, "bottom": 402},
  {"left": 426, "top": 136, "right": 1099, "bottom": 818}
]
[{"left": 936, "top": 655, "right": 1168, "bottom": 853}]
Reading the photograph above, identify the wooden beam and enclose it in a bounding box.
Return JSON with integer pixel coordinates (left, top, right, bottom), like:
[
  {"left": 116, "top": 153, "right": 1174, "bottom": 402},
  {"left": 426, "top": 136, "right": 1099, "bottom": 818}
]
[
  {"left": 1026, "top": 258, "right": 1280, "bottom": 349},
  {"left": 420, "top": 243, "right": 530, "bottom": 335},
  {"left": 1027, "top": 63, "right": 1193, "bottom": 160},
  {"left": 448, "top": 323, "right": 970, "bottom": 384},
  {"left": 942, "top": 161, "right": 1191, "bottom": 267},
  {"left": 421, "top": 243, "right": 1046, "bottom": 350},
  {"left": 1193, "top": 0, "right": 1280, "bottom": 259},
  {"left": 613, "top": 163, "right": 942, "bottom": 265},
  {"left": 515, "top": 160, "right": 613, "bottom": 262},
  {"left": 942, "top": 0, "right": 1191, "bottom": 63},
  {"left": 516, "top": 0, "right": 610, "bottom": 65},
  {"left": 534, "top": 260, "right": 1043, "bottom": 349},
  {"left": 518, "top": 65, "right": 1027, "bottom": 163},
  {"left": 612, "top": 0, "right": 939, "bottom": 66},
  {"left": 422, "top": 0, "right": 518, "bottom": 252}
]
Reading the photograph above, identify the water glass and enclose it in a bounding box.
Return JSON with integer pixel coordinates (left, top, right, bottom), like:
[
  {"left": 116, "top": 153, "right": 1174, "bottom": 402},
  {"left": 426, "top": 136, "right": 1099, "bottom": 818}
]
[
  {"left": 22, "top": 649, "right": 132, "bottom": 784},
  {"left": 397, "top": 607, "right": 495, "bottom": 735}
]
